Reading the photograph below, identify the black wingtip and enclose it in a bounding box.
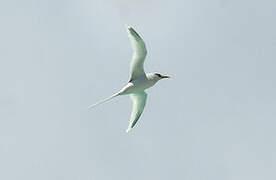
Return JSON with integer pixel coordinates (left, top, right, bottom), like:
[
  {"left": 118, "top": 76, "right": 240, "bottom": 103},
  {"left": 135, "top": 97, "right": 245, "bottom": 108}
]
[{"left": 127, "top": 26, "right": 141, "bottom": 39}]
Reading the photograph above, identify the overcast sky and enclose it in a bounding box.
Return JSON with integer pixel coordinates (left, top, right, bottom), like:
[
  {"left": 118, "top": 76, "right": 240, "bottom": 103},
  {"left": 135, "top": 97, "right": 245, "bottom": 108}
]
[{"left": 1, "top": 0, "right": 276, "bottom": 179}]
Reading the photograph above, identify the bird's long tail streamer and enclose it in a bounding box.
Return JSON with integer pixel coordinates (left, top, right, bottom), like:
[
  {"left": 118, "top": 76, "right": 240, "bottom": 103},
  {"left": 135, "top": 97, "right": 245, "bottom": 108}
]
[{"left": 88, "top": 92, "right": 120, "bottom": 109}]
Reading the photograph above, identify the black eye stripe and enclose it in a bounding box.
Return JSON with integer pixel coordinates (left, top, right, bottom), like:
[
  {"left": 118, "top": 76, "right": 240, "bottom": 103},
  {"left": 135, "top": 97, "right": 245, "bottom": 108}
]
[{"left": 155, "top": 73, "right": 162, "bottom": 77}]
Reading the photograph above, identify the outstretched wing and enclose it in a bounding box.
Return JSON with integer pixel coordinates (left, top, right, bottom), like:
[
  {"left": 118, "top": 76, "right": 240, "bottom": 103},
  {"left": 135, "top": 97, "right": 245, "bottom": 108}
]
[
  {"left": 126, "top": 26, "right": 147, "bottom": 81},
  {"left": 126, "top": 91, "right": 147, "bottom": 133}
]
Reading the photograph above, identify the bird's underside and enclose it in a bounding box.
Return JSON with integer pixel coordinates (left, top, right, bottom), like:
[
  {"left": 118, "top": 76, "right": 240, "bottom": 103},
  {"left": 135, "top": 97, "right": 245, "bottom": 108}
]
[{"left": 89, "top": 25, "right": 170, "bottom": 133}]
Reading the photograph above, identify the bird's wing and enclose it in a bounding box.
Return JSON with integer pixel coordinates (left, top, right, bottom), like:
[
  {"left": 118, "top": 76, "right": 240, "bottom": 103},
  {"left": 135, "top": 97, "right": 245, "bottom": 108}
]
[
  {"left": 126, "top": 26, "right": 147, "bottom": 81},
  {"left": 126, "top": 91, "right": 147, "bottom": 133}
]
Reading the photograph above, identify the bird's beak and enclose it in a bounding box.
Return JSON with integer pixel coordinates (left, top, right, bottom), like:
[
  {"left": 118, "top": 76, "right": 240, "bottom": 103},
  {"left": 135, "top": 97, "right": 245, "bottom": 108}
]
[{"left": 161, "top": 74, "right": 171, "bottom": 78}]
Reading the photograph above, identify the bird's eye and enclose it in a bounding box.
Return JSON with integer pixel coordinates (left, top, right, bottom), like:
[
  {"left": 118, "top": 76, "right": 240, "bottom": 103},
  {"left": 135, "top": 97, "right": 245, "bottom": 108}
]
[{"left": 155, "top": 73, "right": 162, "bottom": 77}]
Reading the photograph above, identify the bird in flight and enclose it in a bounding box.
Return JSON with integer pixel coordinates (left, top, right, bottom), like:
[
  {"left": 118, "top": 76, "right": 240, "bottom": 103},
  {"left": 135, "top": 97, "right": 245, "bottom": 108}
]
[{"left": 89, "top": 25, "right": 170, "bottom": 133}]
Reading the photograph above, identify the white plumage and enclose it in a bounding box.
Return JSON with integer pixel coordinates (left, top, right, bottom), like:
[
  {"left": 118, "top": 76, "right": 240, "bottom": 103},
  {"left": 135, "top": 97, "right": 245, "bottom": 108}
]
[{"left": 89, "top": 25, "right": 170, "bottom": 133}]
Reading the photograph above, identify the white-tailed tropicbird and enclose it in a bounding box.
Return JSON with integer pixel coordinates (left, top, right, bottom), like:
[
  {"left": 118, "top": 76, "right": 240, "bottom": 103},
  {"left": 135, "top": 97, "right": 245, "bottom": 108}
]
[{"left": 89, "top": 25, "right": 170, "bottom": 133}]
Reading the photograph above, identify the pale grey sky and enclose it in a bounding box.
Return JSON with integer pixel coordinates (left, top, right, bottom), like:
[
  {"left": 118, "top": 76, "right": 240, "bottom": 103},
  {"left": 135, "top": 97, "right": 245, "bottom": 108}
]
[{"left": 0, "top": 0, "right": 276, "bottom": 179}]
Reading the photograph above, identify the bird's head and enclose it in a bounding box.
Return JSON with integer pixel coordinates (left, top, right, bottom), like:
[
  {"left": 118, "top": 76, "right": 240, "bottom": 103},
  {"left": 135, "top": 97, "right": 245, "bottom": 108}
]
[{"left": 153, "top": 73, "right": 171, "bottom": 80}]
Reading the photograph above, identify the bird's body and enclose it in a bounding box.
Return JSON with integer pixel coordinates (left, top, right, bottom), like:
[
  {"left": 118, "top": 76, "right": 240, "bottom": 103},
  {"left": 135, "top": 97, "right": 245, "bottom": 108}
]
[
  {"left": 89, "top": 26, "right": 170, "bottom": 133},
  {"left": 120, "top": 73, "right": 159, "bottom": 95}
]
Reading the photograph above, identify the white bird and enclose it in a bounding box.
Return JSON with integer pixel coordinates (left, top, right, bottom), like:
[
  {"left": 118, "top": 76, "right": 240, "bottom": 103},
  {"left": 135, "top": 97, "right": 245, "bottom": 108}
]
[{"left": 89, "top": 25, "right": 170, "bottom": 133}]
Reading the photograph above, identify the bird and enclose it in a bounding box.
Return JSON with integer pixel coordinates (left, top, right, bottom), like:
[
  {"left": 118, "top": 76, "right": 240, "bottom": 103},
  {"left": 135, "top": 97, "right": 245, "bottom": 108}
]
[{"left": 89, "top": 25, "right": 170, "bottom": 133}]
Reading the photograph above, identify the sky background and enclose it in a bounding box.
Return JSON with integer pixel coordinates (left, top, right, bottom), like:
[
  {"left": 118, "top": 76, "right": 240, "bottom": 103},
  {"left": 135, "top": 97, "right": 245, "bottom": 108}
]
[{"left": 1, "top": 0, "right": 276, "bottom": 179}]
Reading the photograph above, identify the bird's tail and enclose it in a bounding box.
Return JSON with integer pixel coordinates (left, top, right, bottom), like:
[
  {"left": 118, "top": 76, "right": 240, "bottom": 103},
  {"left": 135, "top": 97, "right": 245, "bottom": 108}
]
[{"left": 88, "top": 92, "right": 120, "bottom": 109}]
